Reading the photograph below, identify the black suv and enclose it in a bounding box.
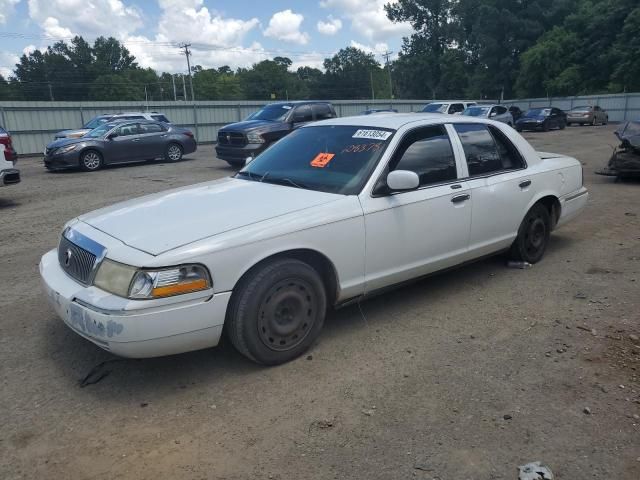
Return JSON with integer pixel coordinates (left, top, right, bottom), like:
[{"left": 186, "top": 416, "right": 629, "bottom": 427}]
[{"left": 215, "top": 101, "right": 337, "bottom": 167}]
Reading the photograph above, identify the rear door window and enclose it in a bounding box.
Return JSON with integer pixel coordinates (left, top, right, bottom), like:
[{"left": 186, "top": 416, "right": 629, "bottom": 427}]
[
  {"left": 117, "top": 124, "right": 140, "bottom": 136},
  {"left": 391, "top": 125, "right": 457, "bottom": 187},
  {"left": 312, "top": 104, "right": 334, "bottom": 120},
  {"left": 449, "top": 103, "right": 465, "bottom": 114},
  {"left": 454, "top": 124, "right": 502, "bottom": 176},
  {"left": 151, "top": 114, "right": 170, "bottom": 123},
  {"left": 488, "top": 125, "right": 525, "bottom": 170},
  {"left": 140, "top": 123, "right": 165, "bottom": 134}
]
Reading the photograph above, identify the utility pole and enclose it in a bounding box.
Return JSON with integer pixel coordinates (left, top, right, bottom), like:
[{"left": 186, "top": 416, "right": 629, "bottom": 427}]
[
  {"left": 172, "top": 75, "right": 177, "bottom": 101},
  {"left": 179, "top": 43, "right": 195, "bottom": 102},
  {"left": 370, "top": 71, "right": 375, "bottom": 100},
  {"left": 382, "top": 51, "right": 394, "bottom": 99},
  {"left": 48, "top": 82, "right": 54, "bottom": 101},
  {"left": 182, "top": 74, "right": 187, "bottom": 101}
]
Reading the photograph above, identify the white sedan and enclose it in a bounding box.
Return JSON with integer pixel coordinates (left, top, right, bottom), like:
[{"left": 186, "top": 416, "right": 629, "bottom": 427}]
[{"left": 40, "top": 114, "right": 588, "bottom": 364}]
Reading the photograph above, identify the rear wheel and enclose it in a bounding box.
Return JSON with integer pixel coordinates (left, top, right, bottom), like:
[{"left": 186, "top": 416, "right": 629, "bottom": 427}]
[
  {"left": 543, "top": 122, "right": 550, "bottom": 132},
  {"left": 226, "top": 258, "right": 327, "bottom": 365},
  {"left": 604, "top": 116, "right": 609, "bottom": 125},
  {"left": 80, "top": 150, "right": 103, "bottom": 172},
  {"left": 225, "top": 160, "right": 244, "bottom": 168},
  {"left": 509, "top": 203, "right": 551, "bottom": 264},
  {"left": 165, "top": 143, "right": 183, "bottom": 162},
  {"left": 559, "top": 120, "right": 566, "bottom": 130}
]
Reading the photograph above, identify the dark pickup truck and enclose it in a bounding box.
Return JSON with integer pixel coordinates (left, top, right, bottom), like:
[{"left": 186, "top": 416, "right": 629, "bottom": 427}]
[{"left": 215, "top": 101, "right": 337, "bottom": 167}]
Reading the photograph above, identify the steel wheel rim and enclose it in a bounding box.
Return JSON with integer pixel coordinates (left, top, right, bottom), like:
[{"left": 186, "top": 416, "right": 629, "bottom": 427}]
[
  {"left": 83, "top": 152, "right": 100, "bottom": 169},
  {"left": 168, "top": 145, "right": 181, "bottom": 161},
  {"left": 524, "top": 215, "right": 546, "bottom": 256},
  {"left": 257, "top": 277, "right": 317, "bottom": 352}
]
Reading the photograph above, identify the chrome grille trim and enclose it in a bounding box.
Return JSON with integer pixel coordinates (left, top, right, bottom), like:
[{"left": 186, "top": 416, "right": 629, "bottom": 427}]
[{"left": 58, "top": 227, "right": 107, "bottom": 285}]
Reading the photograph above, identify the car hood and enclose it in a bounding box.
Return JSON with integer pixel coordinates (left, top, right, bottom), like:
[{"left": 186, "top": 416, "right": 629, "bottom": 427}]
[
  {"left": 47, "top": 137, "right": 93, "bottom": 149},
  {"left": 55, "top": 128, "right": 90, "bottom": 139},
  {"left": 219, "top": 119, "right": 285, "bottom": 133},
  {"left": 518, "top": 115, "right": 546, "bottom": 122},
  {"left": 78, "top": 177, "right": 342, "bottom": 256}
]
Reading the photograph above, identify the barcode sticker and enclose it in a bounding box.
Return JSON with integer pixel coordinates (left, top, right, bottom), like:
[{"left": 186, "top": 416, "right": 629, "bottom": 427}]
[{"left": 352, "top": 129, "right": 392, "bottom": 140}]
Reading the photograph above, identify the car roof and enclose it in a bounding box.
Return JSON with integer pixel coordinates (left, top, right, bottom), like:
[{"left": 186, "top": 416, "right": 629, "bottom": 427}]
[
  {"left": 425, "top": 100, "right": 476, "bottom": 104},
  {"left": 308, "top": 112, "right": 502, "bottom": 130},
  {"left": 267, "top": 101, "right": 331, "bottom": 106}
]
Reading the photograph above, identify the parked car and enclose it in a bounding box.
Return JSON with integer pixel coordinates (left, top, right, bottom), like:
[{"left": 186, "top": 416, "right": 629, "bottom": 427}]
[
  {"left": 0, "top": 125, "right": 18, "bottom": 162},
  {"left": 0, "top": 143, "right": 20, "bottom": 187},
  {"left": 515, "top": 107, "right": 567, "bottom": 132},
  {"left": 509, "top": 106, "right": 524, "bottom": 122},
  {"left": 360, "top": 108, "right": 398, "bottom": 115},
  {"left": 462, "top": 104, "right": 514, "bottom": 125},
  {"left": 215, "top": 101, "right": 337, "bottom": 167},
  {"left": 44, "top": 120, "right": 195, "bottom": 172},
  {"left": 54, "top": 112, "right": 172, "bottom": 140},
  {"left": 421, "top": 101, "right": 477, "bottom": 115},
  {"left": 40, "top": 113, "right": 588, "bottom": 364},
  {"left": 566, "top": 105, "right": 608, "bottom": 126}
]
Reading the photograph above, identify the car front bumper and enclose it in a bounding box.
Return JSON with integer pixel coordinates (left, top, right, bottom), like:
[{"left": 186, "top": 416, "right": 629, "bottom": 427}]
[
  {"left": 516, "top": 121, "right": 545, "bottom": 130},
  {"left": 39, "top": 249, "right": 231, "bottom": 358},
  {"left": 215, "top": 143, "right": 266, "bottom": 164},
  {"left": 44, "top": 150, "right": 82, "bottom": 169},
  {"left": 567, "top": 115, "right": 593, "bottom": 123}
]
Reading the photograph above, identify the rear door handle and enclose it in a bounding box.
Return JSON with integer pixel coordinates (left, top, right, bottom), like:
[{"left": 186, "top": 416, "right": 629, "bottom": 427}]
[
  {"left": 132, "top": 138, "right": 140, "bottom": 142},
  {"left": 519, "top": 180, "right": 531, "bottom": 188},
  {"left": 451, "top": 194, "right": 471, "bottom": 204},
  {"left": 450, "top": 184, "right": 462, "bottom": 190}
]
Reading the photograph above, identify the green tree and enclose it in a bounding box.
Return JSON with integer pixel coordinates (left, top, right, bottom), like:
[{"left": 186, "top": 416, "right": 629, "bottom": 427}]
[
  {"left": 609, "top": 6, "right": 640, "bottom": 91},
  {"left": 321, "top": 47, "right": 382, "bottom": 99}
]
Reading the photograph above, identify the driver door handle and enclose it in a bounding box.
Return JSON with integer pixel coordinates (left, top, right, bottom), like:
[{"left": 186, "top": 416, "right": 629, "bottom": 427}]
[
  {"left": 451, "top": 194, "right": 471, "bottom": 204},
  {"left": 519, "top": 180, "right": 531, "bottom": 189},
  {"left": 131, "top": 138, "right": 140, "bottom": 142}
]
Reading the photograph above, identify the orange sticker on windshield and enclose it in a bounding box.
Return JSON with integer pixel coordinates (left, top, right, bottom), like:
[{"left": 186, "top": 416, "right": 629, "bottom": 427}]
[{"left": 310, "top": 152, "right": 335, "bottom": 168}]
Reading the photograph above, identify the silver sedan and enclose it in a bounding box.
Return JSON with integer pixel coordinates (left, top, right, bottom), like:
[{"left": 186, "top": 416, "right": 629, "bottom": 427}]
[{"left": 462, "top": 105, "right": 514, "bottom": 126}]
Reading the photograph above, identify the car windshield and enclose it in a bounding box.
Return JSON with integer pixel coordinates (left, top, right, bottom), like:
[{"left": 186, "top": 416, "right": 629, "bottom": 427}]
[
  {"left": 463, "top": 106, "right": 490, "bottom": 117},
  {"left": 247, "top": 105, "right": 292, "bottom": 121},
  {"left": 84, "top": 116, "right": 111, "bottom": 129},
  {"left": 570, "top": 106, "right": 591, "bottom": 112},
  {"left": 85, "top": 123, "right": 116, "bottom": 138},
  {"left": 422, "top": 103, "right": 446, "bottom": 113},
  {"left": 237, "top": 125, "right": 394, "bottom": 195},
  {"left": 526, "top": 108, "right": 551, "bottom": 117}
]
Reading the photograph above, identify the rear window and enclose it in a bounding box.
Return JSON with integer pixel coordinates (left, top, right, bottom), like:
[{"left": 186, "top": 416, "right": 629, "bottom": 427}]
[
  {"left": 422, "top": 103, "right": 446, "bottom": 113},
  {"left": 151, "top": 114, "right": 170, "bottom": 123}
]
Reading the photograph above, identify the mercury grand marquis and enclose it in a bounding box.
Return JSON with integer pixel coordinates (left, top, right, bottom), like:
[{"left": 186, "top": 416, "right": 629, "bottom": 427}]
[{"left": 40, "top": 113, "right": 588, "bottom": 365}]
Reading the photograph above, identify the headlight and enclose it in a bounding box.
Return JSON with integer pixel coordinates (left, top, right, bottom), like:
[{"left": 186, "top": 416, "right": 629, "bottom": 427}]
[
  {"left": 246, "top": 132, "right": 264, "bottom": 144},
  {"left": 94, "top": 259, "right": 211, "bottom": 299},
  {"left": 57, "top": 144, "right": 78, "bottom": 154}
]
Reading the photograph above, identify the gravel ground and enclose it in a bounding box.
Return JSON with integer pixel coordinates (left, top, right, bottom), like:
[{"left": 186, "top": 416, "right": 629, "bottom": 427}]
[{"left": 1, "top": 125, "right": 638, "bottom": 480}]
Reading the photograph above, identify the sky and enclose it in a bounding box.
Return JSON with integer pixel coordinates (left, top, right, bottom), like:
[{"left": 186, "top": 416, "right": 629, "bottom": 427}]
[{"left": 0, "top": 0, "right": 414, "bottom": 78}]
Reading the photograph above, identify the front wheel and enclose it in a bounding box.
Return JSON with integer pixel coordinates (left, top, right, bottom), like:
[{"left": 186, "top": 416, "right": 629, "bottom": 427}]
[
  {"left": 559, "top": 121, "right": 566, "bottom": 130},
  {"left": 509, "top": 203, "right": 551, "bottom": 264},
  {"left": 80, "top": 150, "right": 103, "bottom": 172},
  {"left": 226, "top": 258, "right": 327, "bottom": 365},
  {"left": 165, "top": 143, "right": 183, "bottom": 162}
]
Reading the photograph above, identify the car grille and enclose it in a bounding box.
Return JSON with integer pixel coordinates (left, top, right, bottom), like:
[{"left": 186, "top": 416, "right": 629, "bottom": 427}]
[
  {"left": 58, "top": 236, "right": 97, "bottom": 285},
  {"left": 217, "top": 131, "right": 246, "bottom": 147}
]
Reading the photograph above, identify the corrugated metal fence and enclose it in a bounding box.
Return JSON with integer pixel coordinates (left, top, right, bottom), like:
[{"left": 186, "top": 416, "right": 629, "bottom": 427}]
[
  {"left": 0, "top": 100, "right": 429, "bottom": 155},
  {"left": 2, "top": 93, "right": 639, "bottom": 155}
]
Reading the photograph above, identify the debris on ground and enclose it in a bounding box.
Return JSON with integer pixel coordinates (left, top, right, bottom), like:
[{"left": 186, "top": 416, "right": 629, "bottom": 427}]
[
  {"left": 361, "top": 409, "right": 375, "bottom": 416},
  {"left": 78, "top": 359, "right": 126, "bottom": 387},
  {"left": 518, "top": 461, "right": 554, "bottom": 480},
  {"left": 595, "top": 120, "right": 640, "bottom": 180},
  {"left": 507, "top": 261, "right": 532, "bottom": 269},
  {"left": 583, "top": 407, "right": 592, "bottom": 414}
]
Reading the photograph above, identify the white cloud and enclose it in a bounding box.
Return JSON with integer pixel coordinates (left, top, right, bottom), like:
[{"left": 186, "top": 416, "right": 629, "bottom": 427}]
[
  {"left": 349, "top": 40, "right": 391, "bottom": 57},
  {"left": 320, "top": 0, "right": 412, "bottom": 42},
  {"left": 0, "top": 0, "right": 20, "bottom": 24},
  {"left": 317, "top": 15, "right": 342, "bottom": 35},
  {"left": 0, "top": 51, "right": 19, "bottom": 78},
  {"left": 27, "top": 0, "right": 143, "bottom": 39},
  {"left": 264, "top": 9, "right": 309, "bottom": 45}
]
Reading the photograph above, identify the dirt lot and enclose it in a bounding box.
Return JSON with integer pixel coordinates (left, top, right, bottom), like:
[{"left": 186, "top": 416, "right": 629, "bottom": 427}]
[{"left": 1, "top": 125, "right": 638, "bottom": 480}]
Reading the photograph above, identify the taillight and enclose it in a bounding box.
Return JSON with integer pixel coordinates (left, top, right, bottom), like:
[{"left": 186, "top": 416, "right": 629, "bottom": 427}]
[
  {"left": 183, "top": 131, "right": 194, "bottom": 138},
  {"left": 3, "top": 148, "right": 10, "bottom": 161}
]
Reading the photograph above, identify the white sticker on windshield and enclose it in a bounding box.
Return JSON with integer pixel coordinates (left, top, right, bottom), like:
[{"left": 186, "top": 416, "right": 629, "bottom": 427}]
[
  {"left": 282, "top": 105, "right": 292, "bottom": 110},
  {"left": 352, "top": 129, "right": 392, "bottom": 140}
]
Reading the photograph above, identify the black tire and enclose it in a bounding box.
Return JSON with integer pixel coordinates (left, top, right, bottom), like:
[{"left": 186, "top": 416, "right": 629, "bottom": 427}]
[
  {"left": 226, "top": 258, "right": 327, "bottom": 365},
  {"left": 559, "top": 120, "right": 566, "bottom": 130},
  {"left": 80, "top": 150, "right": 103, "bottom": 172},
  {"left": 509, "top": 203, "right": 551, "bottom": 264},
  {"left": 165, "top": 143, "right": 183, "bottom": 162},
  {"left": 516, "top": 126, "right": 523, "bottom": 132},
  {"left": 604, "top": 116, "right": 608, "bottom": 125},
  {"left": 543, "top": 122, "right": 550, "bottom": 132},
  {"left": 566, "top": 122, "right": 572, "bottom": 127}
]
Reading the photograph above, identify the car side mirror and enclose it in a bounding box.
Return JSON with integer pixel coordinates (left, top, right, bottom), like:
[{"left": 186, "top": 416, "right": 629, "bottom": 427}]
[
  {"left": 490, "top": 111, "right": 497, "bottom": 117},
  {"left": 107, "top": 132, "right": 118, "bottom": 139},
  {"left": 245, "top": 156, "right": 253, "bottom": 166},
  {"left": 387, "top": 170, "right": 420, "bottom": 191}
]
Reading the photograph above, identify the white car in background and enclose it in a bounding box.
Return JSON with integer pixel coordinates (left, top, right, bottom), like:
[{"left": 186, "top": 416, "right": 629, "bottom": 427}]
[
  {"left": 0, "top": 143, "right": 20, "bottom": 187},
  {"left": 421, "top": 101, "right": 477, "bottom": 115},
  {"left": 462, "top": 104, "right": 514, "bottom": 126},
  {"left": 40, "top": 114, "right": 588, "bottom": 365}
]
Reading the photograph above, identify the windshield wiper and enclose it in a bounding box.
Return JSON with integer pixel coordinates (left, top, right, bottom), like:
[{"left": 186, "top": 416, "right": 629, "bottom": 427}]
[
  {"left": 235, "top": 170, "right": 260, "bottom": 181},
  {"left": 261, "top": 176, "right": 312, "bottom": 190}
]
